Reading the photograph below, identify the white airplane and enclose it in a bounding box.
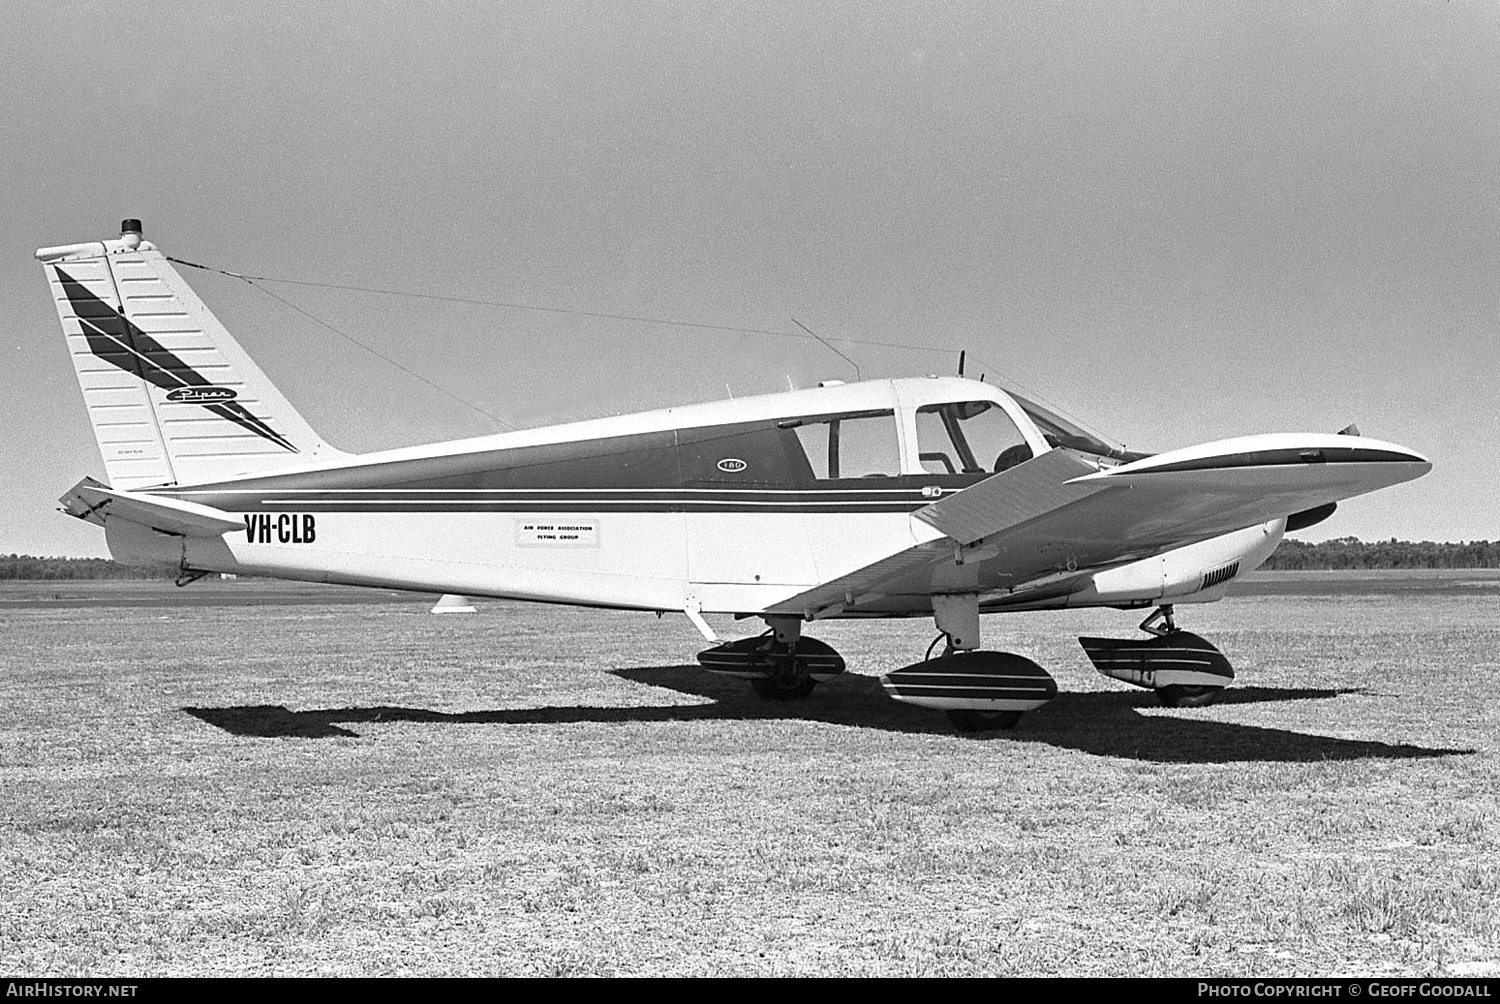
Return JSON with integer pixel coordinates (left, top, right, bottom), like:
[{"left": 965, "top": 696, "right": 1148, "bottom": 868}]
[{"left": 36, "top": 221, "right": 1432, "bottom": 731}]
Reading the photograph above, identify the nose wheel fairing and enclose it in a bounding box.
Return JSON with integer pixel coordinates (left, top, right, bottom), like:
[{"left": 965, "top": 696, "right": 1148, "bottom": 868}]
[{"left": 1078, "top": 627, "right": 1234, "bottom": 707}]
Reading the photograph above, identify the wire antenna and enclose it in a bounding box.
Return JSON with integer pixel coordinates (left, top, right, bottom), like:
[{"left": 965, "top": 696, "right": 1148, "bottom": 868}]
[
  {"left": 790, "top": 318, "right": 861, "bottom": 381},
  {"left": 170, "top": 257, "right": 516, "bottom": 430},
  {"left": 169, "top": 255, "right": 975, "bottom": 361}
]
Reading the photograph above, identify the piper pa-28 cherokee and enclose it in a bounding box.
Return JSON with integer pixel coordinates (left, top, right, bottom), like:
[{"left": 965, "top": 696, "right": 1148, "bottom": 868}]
[{"left": 37, "top": 220, "right": 1432, "bottom": 731}]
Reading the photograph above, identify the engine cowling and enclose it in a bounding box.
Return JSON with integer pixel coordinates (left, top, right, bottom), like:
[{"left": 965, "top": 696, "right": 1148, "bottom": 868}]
[{"left": 1063, "top": 518, "right": 1285, "bottom": 608}]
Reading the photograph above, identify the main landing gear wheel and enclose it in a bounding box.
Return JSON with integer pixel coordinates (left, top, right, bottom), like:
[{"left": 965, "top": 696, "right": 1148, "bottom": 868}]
[
  {"left": 742, "top": 640, "right": 818, "bottom": 701},
  {"left": 750, "top": 671, "right": 818, "bottom": 701},
  {"left": 882, "top": 635, "right": 1059, "bottom": 733},
  {"left": 696, "top": 633, "right": 845, "bottom": 701},
  {"left": 1156, "top": 684, "right": 1221, "bottom": 708},
  {"left": 945, "top": 709, "right": 1023, "bottom": 733}
]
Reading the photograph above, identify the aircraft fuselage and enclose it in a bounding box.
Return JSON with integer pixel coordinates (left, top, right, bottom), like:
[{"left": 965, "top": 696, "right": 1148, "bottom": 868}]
[{"left": 105, "top": 377, "right": 1281, "bottom": 618}]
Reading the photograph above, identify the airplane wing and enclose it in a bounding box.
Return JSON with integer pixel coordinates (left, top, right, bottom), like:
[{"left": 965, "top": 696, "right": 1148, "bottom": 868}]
[
  {"left": 58, "top": 477, "right": 243, "bottom": 537},
  {"left": 777, "top": 433, "right": 1430, "bottom": 616}
]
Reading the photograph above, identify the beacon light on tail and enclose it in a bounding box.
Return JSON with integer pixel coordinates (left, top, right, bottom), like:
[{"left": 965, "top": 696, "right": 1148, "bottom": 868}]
[{"left": 38, "top": 220, "right": 1432, "bottom": 731}]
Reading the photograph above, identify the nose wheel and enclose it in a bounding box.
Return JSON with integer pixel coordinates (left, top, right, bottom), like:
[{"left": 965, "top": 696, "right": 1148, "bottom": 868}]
[{"left": 1079, "top": 605, "right": 1235, "bottom": 707}]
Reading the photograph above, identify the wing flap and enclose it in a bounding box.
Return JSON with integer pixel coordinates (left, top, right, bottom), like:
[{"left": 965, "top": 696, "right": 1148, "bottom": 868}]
[
  {"left": 912, "top": 448, "right": 1112, "bottom": 545},
  {"left": 776, "top": 539, "right": 954, "bottom": 617}
]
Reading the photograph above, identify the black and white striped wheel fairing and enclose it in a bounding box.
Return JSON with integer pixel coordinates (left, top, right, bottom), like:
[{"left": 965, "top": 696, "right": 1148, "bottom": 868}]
[
  {"left": 1077, "top": 631, "right": 1234, "bottom": 691},
  {"left": 696, "top": 636, "right": 846, "bottom": 681},
  {"left": 881, "top": 652, "right": 1058, "bottom": 712}
]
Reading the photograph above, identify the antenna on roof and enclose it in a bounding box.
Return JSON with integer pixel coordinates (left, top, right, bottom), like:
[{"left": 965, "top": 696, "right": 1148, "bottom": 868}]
[
  {"left": 791, "top": 318, "right": 861, "bottom": 381},
  {"left": 958, "top": 350, "right": 966, "bottom": 377}
]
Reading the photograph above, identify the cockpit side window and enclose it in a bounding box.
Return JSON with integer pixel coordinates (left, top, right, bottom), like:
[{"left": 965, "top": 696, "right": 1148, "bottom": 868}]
[
  {"left": 784, "top": 410, "right": 901, "bottom": 479},
  {"left": 917, "top": 402, "right": 1033, "bottom": 476}
]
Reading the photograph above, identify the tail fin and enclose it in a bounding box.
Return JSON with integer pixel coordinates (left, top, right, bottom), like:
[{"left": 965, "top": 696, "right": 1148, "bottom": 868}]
[{"left": 36, "top": 220, "right": 345, "bottom": 490}]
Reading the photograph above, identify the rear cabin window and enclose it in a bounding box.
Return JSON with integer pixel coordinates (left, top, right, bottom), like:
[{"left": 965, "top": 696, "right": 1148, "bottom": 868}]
[
  {"left": 786, "top": 410, "right": 901, "bottom": 479},
  {"left": 916, "top": 401, "right": 1033, "bottom": 476}
]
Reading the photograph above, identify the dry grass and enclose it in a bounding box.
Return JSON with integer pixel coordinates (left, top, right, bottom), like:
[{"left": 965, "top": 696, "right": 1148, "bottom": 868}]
[{"left": 0, "top": 580, "right": 1496, "bottom": 976}]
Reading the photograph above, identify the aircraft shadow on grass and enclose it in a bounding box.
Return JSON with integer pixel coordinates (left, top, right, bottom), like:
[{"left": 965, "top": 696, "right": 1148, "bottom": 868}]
[{"left": 183, "top": 665, "right": 1471, "bottom": 764}]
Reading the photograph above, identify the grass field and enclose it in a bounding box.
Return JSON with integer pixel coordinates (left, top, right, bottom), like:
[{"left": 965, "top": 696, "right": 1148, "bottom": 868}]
[{"left": 1, "top": 576, "right": 1497, "bottom": 976}]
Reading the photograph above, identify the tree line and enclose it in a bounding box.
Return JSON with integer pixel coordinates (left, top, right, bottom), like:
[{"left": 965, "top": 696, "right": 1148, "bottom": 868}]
[
  {"left": 1259, "top": 537, "right": 1500, "bottom": 570},
  {"left": 4, "top": 537, "right": 1498, "bottom": 579},
  {"left": 0, "top": 554, "right": 175, "bottom": 580}
]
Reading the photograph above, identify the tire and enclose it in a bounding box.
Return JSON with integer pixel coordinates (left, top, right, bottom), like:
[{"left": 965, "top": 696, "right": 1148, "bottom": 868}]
[
  {"left": 750, "top": 674, "right": 817, "bottom": 701},
  {"left": 1157, "top": 684, "right": 1222, "bottom": 708},
  {"left": 946, "top": 709, "right": 1022, "bottom": 733}
]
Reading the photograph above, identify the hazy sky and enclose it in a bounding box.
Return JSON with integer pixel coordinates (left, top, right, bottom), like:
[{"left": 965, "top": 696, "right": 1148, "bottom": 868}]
[{"left": 3, "top": 2, "right": 1496, "bottom": 556}]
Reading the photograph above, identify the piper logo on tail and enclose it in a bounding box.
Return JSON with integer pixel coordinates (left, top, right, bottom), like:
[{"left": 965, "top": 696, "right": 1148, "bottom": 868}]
[{"left": 166, "top": 386, "right": 238, "bottom": 404}]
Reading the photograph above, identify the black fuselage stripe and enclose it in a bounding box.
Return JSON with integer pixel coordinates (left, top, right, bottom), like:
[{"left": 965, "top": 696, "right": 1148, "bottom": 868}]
[
  {"left": 150, "top": 487, "right": 938, "bottom": 513},
  {"left": 169, "top": 497, "right": 933, "bottom": 505},
  {"left": 161, "top": 488, "right": 948, "bottom": 497},
  {"left": 220, "top": 503, "right": 925, "bottom": 514},
  {"left": 1138, "top": 447, "right": 1417, "bottom": 473}
]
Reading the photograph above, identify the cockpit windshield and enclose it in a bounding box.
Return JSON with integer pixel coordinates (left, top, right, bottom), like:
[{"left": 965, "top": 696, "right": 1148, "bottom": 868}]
[{"left": 1006, "top": 391, "right": 1144, "bottom": 462}]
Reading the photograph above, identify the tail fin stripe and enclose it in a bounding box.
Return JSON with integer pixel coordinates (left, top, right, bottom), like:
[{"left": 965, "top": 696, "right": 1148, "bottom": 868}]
[
  {"left": 55, "top": 267, "right": 298, "bottom": 455},
  {"left": 203, "top": 403, "right": 298, "bottom": 453}
]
